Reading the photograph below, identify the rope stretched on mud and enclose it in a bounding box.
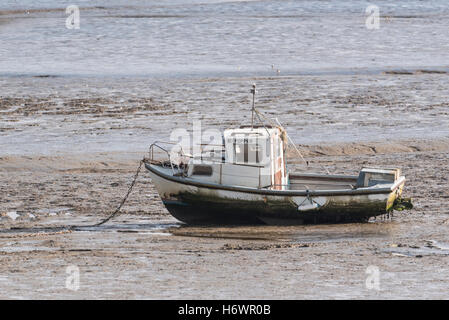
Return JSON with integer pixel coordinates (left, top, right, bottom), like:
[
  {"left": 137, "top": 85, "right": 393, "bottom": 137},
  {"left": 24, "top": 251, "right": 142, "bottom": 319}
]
[
  {"left": 0, "top": 159, "right": 145, "bottom": 237},
  {"left": 71, "top": 159, "right": 144, "bottom": 229}
]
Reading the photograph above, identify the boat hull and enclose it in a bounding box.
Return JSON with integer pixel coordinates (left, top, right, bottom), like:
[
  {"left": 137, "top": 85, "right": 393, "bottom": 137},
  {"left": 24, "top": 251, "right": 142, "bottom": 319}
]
[{"left": 145, "top": 163, "right": 404, "bottom": 225}]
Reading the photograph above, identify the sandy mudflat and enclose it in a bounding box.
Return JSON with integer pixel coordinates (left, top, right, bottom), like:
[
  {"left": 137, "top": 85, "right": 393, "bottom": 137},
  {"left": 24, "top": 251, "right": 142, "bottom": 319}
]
[
  {"left": 0, "top": 74, "right": 449, "bottom": 299},
  {"left": 1, "top": 140, "right": 449, "bottom": 299},
  {"left": 2, "top": 0, "right": 449, "bottom": 299}
]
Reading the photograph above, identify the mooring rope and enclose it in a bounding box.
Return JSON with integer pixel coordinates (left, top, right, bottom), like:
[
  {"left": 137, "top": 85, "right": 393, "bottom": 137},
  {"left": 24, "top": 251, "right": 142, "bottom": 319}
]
[
  {"left": 255, "top": 110, "right": 331, "bottom": 174},
  {"left": 0, "top": 159, "right": 145, "bottom": 237},
  {"left": 70, "top": 159, "right": 145, "bottom": 229}
]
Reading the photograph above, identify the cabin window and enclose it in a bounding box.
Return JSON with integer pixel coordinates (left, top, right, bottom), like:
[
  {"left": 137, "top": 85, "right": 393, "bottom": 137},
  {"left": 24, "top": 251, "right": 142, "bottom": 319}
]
[
  {"left": 234, "top": 138, "right": 262, "bottom": 164},
  {"left": 235, "top": 143, "right": 245, "bottom": 163},
  {"left": 192, "top": 165, "right": 213, "bottom": 176},
  {"left": 248, "top": 143, "right": 261, "bottom": 163}
]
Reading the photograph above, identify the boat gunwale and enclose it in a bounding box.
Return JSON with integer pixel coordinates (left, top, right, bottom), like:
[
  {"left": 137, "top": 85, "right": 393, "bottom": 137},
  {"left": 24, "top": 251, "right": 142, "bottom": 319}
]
[{"left": 144, "top": 161, "right": 405, "bottom": 197}]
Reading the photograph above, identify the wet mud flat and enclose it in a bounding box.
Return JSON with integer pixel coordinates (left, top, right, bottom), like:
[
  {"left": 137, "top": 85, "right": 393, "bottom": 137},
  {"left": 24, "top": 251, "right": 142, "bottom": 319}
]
[
  {"left": 2, "top": 0, "right": 449, "bottom": 299},
  {"left": 1, "top": 73, "right": 449, "bottom": 299},
  {"left": 1, "top": 142, "right": 449, "bottom": 299},
  {"left": 1, "top": 72, "right": 449, "bottom": 155}
]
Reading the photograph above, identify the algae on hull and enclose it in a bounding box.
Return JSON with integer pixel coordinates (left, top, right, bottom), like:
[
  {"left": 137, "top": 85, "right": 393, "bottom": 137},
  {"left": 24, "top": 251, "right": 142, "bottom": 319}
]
[{"left": 163, "top": 188, "right": 396, "bottom": 225}]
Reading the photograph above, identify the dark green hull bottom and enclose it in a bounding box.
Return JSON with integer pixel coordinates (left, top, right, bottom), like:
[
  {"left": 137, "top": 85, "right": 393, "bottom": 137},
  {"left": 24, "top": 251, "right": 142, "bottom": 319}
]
[{"left": 162, "top": 193, "right": 387, "bottom": 225}]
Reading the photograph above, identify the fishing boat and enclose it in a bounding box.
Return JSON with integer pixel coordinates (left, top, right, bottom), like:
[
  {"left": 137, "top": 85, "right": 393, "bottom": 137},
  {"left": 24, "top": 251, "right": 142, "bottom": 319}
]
[{"left": 144, "top": 85, "right": 410, "bottom": 225}]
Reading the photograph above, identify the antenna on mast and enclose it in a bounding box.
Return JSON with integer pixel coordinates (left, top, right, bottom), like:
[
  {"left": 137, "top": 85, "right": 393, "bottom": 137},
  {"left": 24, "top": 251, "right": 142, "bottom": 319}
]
[{"left": 250, "top": 83, "right": 257, "bottom": 128}]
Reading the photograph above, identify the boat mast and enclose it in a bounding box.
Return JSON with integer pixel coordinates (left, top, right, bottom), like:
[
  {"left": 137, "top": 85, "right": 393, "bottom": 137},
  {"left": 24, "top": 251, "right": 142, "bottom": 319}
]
[{"left": 250, "top": 83, "right": 256, "bottom": 128}]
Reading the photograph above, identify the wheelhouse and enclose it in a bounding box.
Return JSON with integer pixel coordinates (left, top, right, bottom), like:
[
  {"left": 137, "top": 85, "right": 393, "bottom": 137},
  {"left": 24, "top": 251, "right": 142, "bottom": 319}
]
[{"left": 186, "top": 125, "right": 288, "bottom": 189}]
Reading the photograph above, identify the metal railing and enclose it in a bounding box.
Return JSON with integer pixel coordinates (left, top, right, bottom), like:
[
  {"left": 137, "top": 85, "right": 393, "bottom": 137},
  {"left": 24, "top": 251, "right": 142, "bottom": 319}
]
[{"left": 148, "top": 141, "right": 182, "bottom": 175}]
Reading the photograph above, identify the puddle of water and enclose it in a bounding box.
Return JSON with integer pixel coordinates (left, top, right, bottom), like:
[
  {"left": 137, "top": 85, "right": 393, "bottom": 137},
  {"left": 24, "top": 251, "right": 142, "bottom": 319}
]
[
  {"left": 147, "top": 232, "right": 171, "bottom": 236},
  {"left": 0, "top": 246, "right": 58, "bottom": 253},
  {"left": 383, "top": 247, "right": 449, "bottom": 257},
  {"left": 0, "top": 226, "right": 70, "bottom": 235},
  {"left": 71, "top": 222, "right": 180, "bottom": 236},
  {"left": 36, "top": 207, "right": 73, "bottom": 216},
  {"left": 0, "top": 216, "right": 180, "bottom": 238}
]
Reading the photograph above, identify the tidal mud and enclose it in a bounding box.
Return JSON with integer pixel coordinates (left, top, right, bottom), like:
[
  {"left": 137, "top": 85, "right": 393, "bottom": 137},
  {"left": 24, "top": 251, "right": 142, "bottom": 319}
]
[
  {"left": 1, "top": 128, "right": 448, "bottom": 298},
  {"left": 1, "top": 0, "right": 449, "bottom": 299}
]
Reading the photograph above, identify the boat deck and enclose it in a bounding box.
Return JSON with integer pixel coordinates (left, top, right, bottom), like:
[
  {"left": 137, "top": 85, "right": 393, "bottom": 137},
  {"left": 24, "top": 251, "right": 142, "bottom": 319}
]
[{"left": 288, "top": 173, "right": 358, "bottom": 191}]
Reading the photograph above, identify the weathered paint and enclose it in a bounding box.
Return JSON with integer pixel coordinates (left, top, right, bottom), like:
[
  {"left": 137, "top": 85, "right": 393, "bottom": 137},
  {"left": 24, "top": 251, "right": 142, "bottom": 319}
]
[{"left": 146, "top": 162, "right": 403, "bottom": 225}]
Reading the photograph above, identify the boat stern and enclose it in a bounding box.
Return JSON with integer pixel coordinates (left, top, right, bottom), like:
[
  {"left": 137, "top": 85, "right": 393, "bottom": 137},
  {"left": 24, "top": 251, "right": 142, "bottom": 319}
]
[{"left": 356, "top": 167, "right": 406, "bottom": 211}]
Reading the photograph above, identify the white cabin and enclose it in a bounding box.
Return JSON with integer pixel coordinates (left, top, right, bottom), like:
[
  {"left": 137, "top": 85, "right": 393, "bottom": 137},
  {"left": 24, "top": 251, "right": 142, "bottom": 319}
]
[{"left": 187, "top": 126, "right": 288, "bottom": 189}]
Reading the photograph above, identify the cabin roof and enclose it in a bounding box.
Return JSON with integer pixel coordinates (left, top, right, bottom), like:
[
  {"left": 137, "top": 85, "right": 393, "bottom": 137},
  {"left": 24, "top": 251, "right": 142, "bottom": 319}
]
[
  {"left": 239, "top": 125, "right": 273, "bottom": 129},
  {"left": 224, "top": 126, "right": 280, "bottom": 138}
]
